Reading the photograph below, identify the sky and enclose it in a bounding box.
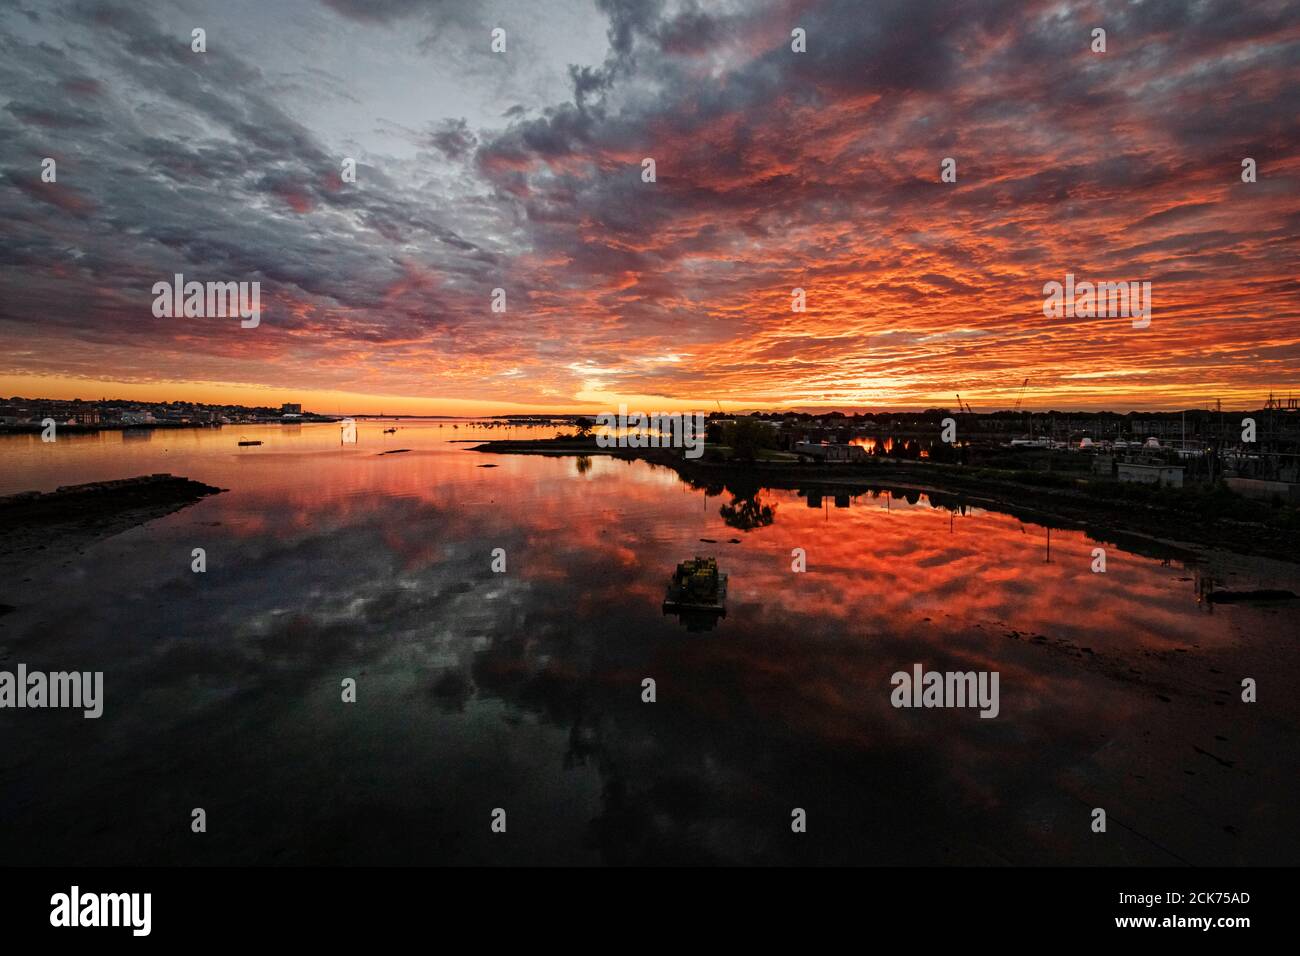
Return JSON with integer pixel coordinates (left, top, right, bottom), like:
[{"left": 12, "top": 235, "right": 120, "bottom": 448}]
[{"left": 1, "top": 0, "right": 1297, "bottom": 414}]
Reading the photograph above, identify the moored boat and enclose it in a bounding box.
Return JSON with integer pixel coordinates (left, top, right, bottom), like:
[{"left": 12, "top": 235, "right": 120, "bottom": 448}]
[{"left": 663, "top": 556, "right": 728, "bottom": 614}]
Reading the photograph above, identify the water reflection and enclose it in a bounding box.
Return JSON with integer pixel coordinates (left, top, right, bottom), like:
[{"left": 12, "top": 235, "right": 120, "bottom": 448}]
[
  {"left": 719, "top": 487, "right": 776, "bottom": 532},
  {"left": 0, "top": 422, "right": 1295, "bottom": 865}
]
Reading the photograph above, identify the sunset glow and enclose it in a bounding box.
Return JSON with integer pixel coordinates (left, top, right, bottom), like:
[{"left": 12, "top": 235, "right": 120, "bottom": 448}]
[{"left": 2, "top": 0, "right": 1297, "bottom": 412}]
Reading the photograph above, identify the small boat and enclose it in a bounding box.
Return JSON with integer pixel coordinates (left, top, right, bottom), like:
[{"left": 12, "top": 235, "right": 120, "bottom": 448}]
[
  {"left": 238, "top": 438, "right": 263, "bottom": 446},
  {"left": 663, "top": 556, "right": 728, "bottom": 630},
  {"left": 383, "top": 427, "right": 397, "bottom": 434}
]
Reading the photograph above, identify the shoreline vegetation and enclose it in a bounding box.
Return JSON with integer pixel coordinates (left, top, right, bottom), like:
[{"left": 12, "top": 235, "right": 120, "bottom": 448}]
[{"left": 470, "top": 436, "right": 1300, "bottom": 566}]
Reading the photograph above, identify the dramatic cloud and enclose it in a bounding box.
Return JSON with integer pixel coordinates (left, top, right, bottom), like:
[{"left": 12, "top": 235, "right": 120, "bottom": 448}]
[{"left": 0, "top": 0, "right": 1297, "bottom": 411}]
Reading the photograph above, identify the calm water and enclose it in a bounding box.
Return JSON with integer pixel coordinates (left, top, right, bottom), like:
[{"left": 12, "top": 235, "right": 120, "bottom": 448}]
[{"left": 1, "top": 421, "right": 1295, "bottom": 865}]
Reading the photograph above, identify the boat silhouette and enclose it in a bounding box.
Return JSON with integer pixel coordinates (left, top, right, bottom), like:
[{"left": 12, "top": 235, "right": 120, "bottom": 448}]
[{"left": 663, "top": 556, "right": 727, "bottom": 631}]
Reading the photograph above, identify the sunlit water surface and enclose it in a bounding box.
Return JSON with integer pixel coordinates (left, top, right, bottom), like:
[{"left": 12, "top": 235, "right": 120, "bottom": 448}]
[{"left": 1, "top": 422, "right": 1294, "bottom": 864}]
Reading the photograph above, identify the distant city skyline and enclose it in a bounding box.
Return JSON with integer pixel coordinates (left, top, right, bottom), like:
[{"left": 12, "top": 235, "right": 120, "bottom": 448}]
[
  {"left": 1, "top": 0, "right": 1297, "bottom": 414},
  {"left": 5, "top": 386, "right": 1297, "bottom": 420}
]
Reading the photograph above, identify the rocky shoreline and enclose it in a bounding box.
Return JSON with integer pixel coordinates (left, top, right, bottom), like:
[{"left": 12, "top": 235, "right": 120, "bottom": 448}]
[
  {"left": 1, "top": 474, "right": 224, "bottom": 523},
  {"left": 0, "top": 475, "right": 226, "bottom": 610}
]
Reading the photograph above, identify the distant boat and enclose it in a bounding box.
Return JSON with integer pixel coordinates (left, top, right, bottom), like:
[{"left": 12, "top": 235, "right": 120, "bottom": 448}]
[
  {"left": 383, "top": 427, "right": 397, "bottom": 434},
  {"left": 238, "top": 438, "right": 262, "bottom": 446}
]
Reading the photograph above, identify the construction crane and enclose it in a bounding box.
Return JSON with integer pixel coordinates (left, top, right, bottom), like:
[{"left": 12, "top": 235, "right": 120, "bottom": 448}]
[
  {"left": 955, "top": 394, "right": 974, "bottom": 416},
  {"left": 1013, "top": 377, "right": 1029, "bottom": 411}
]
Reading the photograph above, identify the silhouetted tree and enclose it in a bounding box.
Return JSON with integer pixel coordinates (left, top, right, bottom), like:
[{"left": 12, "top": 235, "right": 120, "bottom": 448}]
[{"left": 724, "top": 419, "right": 776, "bottom": 460}]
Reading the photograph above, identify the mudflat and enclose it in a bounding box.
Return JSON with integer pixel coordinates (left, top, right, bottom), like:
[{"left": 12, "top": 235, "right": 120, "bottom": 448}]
[{"left": 0, "top": 475, "right": 225, "bottom": 603}]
